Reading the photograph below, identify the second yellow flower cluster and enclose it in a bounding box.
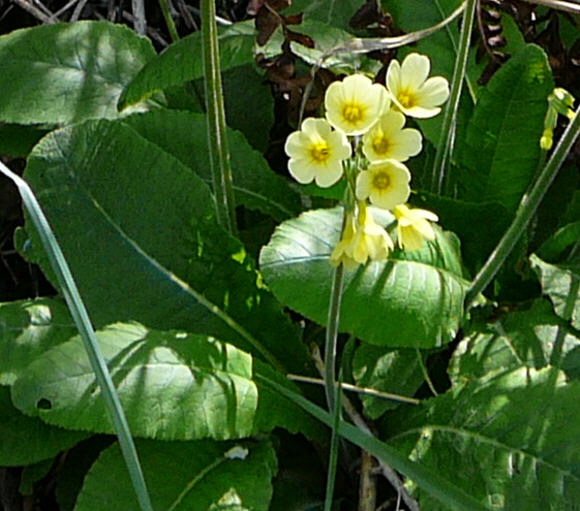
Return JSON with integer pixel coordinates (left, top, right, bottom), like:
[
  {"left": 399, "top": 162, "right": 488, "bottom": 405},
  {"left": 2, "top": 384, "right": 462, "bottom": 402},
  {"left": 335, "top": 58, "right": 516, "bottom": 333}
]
[{"left": 284, "top": 53, "right": 449, "bottom": 269}]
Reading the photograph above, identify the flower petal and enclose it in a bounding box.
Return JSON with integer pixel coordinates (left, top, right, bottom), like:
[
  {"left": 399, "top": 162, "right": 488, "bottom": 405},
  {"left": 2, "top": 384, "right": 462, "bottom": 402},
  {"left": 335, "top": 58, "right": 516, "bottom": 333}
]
[
  {"left": 417, "top": 76, "right": 450, "bottom": 108},
  {"left": 400, "top": 53, "right": 430, "bottom": 90}
]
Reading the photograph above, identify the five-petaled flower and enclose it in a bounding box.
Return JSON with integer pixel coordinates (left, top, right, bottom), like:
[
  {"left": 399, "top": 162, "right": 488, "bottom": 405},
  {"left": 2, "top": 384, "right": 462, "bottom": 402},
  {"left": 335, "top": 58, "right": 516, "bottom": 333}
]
[
  {"left": 284, "top": 117, "right": 351, "bottom": 187},
  {"left": 362, "top": 110, "right": 422, "bottom": 163},
  {"left": 331, "top": 203, "right": 393, "bottom": 267},
  {"left": 393, "top": 204, "right": 439, "bottom": 250},
  {"left": 325, "top": 74, "right": 389, "bottom": 136},
  {"left": 356, "top": 160, "right": 411, "bottom": 210},
  {"left": 387, "top": 53, "right": 450, "bottom": 119}
]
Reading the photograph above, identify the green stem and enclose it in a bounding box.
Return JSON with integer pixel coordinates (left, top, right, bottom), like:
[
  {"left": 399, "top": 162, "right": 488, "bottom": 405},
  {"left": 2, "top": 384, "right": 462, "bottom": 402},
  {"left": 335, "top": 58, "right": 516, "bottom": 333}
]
[
  {"left": 431, "top": 0, "right": 477, "bottom": 195},
  {"left": 324, "top": 263, "right": 345, "bottom": 411},
  {"left": 158, "top": 0, "right": 179, "bottom": 42},
  {"left": 201, "top": 0, "right": 238, "bottom": 236},
  {"left": 0, "top": 162, "right": 153, "bottom": 511},
  {"left": 323, "top": 377, "right": 342, "bottom": 511},
  {"left": 465, "top": 107, "right": 580, "bottom": 307}
]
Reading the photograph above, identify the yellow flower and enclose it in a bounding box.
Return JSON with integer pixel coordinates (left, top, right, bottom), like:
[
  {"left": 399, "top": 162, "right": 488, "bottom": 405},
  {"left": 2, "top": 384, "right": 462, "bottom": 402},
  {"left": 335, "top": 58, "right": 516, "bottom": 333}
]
[
  {"left": 325, "top": 74, "right": 389, "bottom": 136},
  {"left": 393, "top": 204, "right": 439, "bottom": 250},
  {"left": 356, "top": 160, "right": 411, "bottom": 210},
  {"left": 330, "top": 204, "right": 394, "bottom": 268},
  {"left": 387, "top": 53, "right": 450, "bottom": 119},
  {"left": 284, "top": 117, "right": 351, "bottom": 187},
  {"left": 362, "top": 110, "right": 422, "bottom": 162},
  {"left": 330, "top": 212, "right": 359, "bottom": 269}
]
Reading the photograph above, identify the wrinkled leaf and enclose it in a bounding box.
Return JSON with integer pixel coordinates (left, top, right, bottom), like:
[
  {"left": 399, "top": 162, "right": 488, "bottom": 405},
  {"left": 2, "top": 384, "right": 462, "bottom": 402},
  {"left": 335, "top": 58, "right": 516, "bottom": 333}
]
[
  {"left": 119, "top": 22, "right": 255, "bottom": 109},
  {"left": 12, "top": 322, "right": 258, "bottom": 440},
  {"left": 352, "top": 345, "right": 425, "bottom": 419},
  {"left": 385, "top": 367, "right": 580, "bottom": 510},
  {"left": 123, "top": 110, "right": 300, "bottom": 222},
  {"left": 285, "top": 0, "right": 362, "bottom": 30},
  {"left": 459, "top": 45, "right": 553, "bottom": 212},
  {"left": 0, "top": 21, "right": 155, "bottom": 124},
  {"left": 449, "top": 300, "right": 579, "bottom": 384},
  {"left": 0, "top": 298, "right": 76, "bottom": 385},
  {"left": 74, "top": 439, "right": 276, "bottom": 511},
  {"left": 23, "top": 119, "right": 308, "bottom": 373},
  {"left": 531, "top": 254, "right": 579, "bottom": 330},
  {"left": 0, "top": 387, "right": 87, "bottom": 466},
  {"left": 260, "top": 207, "right": 469, "bottom": 348}
]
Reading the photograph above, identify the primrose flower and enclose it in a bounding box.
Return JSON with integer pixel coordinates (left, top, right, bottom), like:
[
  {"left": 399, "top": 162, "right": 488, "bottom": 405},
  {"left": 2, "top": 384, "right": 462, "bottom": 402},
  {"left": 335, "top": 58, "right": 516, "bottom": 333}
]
[
  {"left": 387, "top": 53, "right": 450, "bottom": 119},
  {"left": 393, "top": 204, "right": 439, "bottom": 250},
  {"left": 362, "top": 110, "right": 422, "bottom": 163},
  {"left": 330, "top": 212, "right": 359, "bottom": 269},
  {"left": 325, "top": 74, "right": 389, "bottom": 136},
  {"left": 350, "top": 202, "right": 394, "bottom": 264},
  {"left": 331, "top": 203, "right": 393, "bottom": 267},
  {"left": 356, "top": 160, "right": 411, "bottom": 210},
  {"left": 284, "top": 117, "right": 351, "bottom": 187}
]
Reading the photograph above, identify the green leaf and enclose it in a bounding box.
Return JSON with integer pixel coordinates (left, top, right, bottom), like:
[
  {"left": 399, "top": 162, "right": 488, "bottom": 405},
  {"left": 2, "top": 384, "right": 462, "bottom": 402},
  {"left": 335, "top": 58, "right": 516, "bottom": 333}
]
[
  {"left": 352, "top": 345, "right": 425, "bottom": 419},
  {"left": 384, "top": 367, "right": 580, "bottom": 510},
  {"left": 74, "top": 439, "right": 277, "bottom": 511},
  {"left": 23, "top": 119, "right": 308, "bottom": 373},
  {"left": 459, "top": 44, "right": 554, "bottom": 212},
  {"left": 0, "top": 21, "right": 156, "bottom": 125},
  {"left": 0, "top": 298, "right": 76, "bottom": 385},
  {"left": 259, "top": 207, "right": 469, "bottom": 348},
  {"left": 531, "top": 254, "right": 579, "bottom": 330},
  {"left": 12, "top": 322, "right": 258, "bottom": 440},
  {"left": 0, "top": 387, "right": 87, "bottom": 466},
  {"left": 449, "top": 300, "right": 579, "bottom": 384},
  {"left": 119, "top": 22, "right": 255, "bottom": 110},
  {"left": 123, "top": 110, "right": 301, "bottom": 222},
  {"left": 537, "top": 221, "right": 580, "bottom": 261},
  {"left": 411, "top": 192, "right": 512, "bottom": 274},
  {"left": 284, "top": 0, "right": 362, "bottom": 30}
]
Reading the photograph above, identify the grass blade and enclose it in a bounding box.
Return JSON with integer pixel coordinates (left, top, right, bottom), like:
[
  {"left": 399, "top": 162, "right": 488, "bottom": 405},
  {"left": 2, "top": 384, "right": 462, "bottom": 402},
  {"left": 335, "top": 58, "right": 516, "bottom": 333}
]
[
  {"left": 431, "top": 0, "right": 477, "bottom": 194},
  {"left": 0, "top": 162, "right": 154, "bottom": 511},
  {"left": 257, "top": 373, "right": 492, "bottom": 511}
]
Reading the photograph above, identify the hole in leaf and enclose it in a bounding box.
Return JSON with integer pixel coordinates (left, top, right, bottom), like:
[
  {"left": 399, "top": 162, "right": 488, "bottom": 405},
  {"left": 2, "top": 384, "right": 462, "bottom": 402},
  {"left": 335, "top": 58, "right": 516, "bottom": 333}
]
[{"left": 36, "top": 398, "right": 52, "bottom": 410}]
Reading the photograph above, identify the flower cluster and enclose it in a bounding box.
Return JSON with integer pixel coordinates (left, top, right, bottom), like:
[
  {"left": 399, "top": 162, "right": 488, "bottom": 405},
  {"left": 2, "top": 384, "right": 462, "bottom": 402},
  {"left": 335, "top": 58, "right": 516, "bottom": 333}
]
[{"left": 284, "top": 53, "right": 449, "bottom": 268}]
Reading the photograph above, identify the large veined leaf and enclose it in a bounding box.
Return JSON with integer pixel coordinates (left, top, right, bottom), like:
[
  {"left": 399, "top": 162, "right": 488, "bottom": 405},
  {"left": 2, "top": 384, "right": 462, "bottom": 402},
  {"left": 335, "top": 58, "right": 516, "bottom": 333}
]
[
  {"left": 74, "top": 439, "right": 277, "bottom": 511},
  {"left": 0, "top": 298, "right": 76, "bottom": 385},
  {"left": 0, "top": 21, "right": 155, "bottom": 125},
  {"left": 259, "top": 207, "right": 469, "bottom": 348},
  {"left": 384, "top": 366, "right": 580, "bottom": 510},
  {"left": 0, "top": 387, "right": 87, "bottom": 466},
  {"left": 449, "top": 299, "right": 580, "bottom": 384},
  {"left": 10, "top": 319, "right": 321, "bottom": 441},
  {"left": 123, "top": 110, "right": 301, "bottom": 222},
  {"left": 22, "top": 119, "right": 308, "bottom": 373},
  {"left": 531, "top": 254, "right": 579, "bottom": 330},
  {"left": 12, "top": 322, "right": 257, "bottom": 440},
  {"left": 459, "top": 44, "right": 553, "bottom": 212},
  {"left": 119, "top": 22, "right": 255, "bottom": 109}
]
